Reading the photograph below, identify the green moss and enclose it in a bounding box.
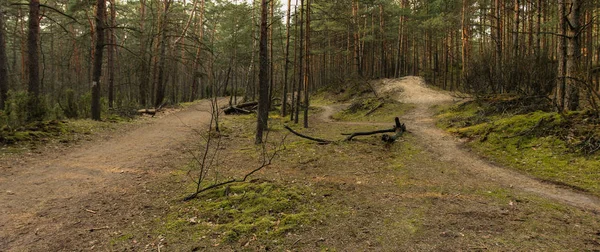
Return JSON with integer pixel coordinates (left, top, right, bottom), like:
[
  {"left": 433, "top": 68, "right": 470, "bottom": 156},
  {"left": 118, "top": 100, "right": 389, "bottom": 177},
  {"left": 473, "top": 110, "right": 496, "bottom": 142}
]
[
  {"left": 109, "top": 233, "right": 134, "bottom": 247},
  {"left": 158, "top": 181, "right": 322, "bottom": 244},
  {"left": 436, "top": 99, "right": 600, "bottom": 196}
]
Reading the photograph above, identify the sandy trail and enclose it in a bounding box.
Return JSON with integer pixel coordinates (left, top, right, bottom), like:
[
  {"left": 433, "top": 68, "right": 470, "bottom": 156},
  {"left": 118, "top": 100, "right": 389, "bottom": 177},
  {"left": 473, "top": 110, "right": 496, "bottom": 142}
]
[
  {"left": 379, "top": 76, "right": 600, "bottom": 212},
  {"left": 0, "top": 100, "right": 218, "bottom": 251},
  {"left": 320, "top": 76, "right": 600, "bottom": 212}
]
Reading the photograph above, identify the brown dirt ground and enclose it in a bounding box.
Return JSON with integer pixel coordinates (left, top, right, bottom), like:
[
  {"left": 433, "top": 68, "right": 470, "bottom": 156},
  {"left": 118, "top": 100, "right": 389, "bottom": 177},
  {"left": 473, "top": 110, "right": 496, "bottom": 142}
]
[
  {"left": 377, "top": 77, "right": 600, "bottom": 212},
  {"left": 0, "top": 99, "right": 222, "bottom": 251},
  {"left": 1, "top": 79, "right": 600, "bottom": 251}
]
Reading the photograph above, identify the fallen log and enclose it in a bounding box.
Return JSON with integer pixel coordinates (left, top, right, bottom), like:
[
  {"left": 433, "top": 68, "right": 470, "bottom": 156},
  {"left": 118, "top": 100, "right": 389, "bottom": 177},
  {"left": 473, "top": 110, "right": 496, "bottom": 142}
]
[
  {"left": 344, "top": 128, "right": 396, "bottom": 141},
  {"left": 137, "top": 102, "right": 166, "bottom": 117},
  {"left": 284, "top": 117, "right": 406, "bottom": 144},
  {"left": 344, "top": 117, "right": 406, "bottom": 142},
  {"left": 283, "top": 125, "right": 332, "bottom": 144},
  {"left": 137, "top": 109, "right": 157, "bottom": 116},
  {"left": 236, "top": 101, "right": 259, "bottom": 109},
  {"left": 224, "top": 106, "right": 253, "bottom": 115}
]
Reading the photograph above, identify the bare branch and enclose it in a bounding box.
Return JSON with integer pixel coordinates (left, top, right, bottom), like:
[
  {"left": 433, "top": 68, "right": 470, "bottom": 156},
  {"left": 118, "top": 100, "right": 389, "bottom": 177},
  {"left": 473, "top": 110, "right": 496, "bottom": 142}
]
[{"left": 283, "top": 125, "right": 332, "bottom": 144}]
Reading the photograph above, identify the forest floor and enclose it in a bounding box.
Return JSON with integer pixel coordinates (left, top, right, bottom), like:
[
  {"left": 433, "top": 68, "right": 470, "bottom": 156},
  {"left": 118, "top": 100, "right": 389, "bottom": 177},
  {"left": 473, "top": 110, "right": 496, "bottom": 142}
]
[{"left": 1, "top": 77, "right": 600, "bottom": 251}]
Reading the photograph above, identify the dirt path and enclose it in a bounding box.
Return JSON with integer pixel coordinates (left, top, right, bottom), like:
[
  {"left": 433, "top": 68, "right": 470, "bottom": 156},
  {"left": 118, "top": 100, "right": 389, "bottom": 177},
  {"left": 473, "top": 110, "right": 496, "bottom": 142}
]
[
  {"left": 0, "top": 100, "right": 219, "bottom": 251},
  {"left": 385, "top": 77, "right": 600, "bottom": 212},
  {"left": 324, "top": 76, "right": 600, "bottom": 213}
]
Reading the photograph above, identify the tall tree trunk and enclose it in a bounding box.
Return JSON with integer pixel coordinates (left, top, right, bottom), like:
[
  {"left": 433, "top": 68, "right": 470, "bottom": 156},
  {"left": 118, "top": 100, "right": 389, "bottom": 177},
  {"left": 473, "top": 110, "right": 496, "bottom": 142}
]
[
  {"left": 27, "top": 0, "right": 42, "bottom": 121},
  {"left": 192, "top": 0, "right": 205, "bottom": 101},
  {"left": 303, "top": 0, "right": 311, "bottom": 128},
  {"left": 281, "top": 0, "right": 292, "bottom": 117},
  {"left": 138, "top": 0, "right": 149, "bottom": 107},
  {"left": 565, "top": 0, "right": 581, "bottom": 110},
  {"left": 108, "top": 0, "right": 116, "bottom": 108},
  {"left": 379, "top": 4, "right": 386, "bottom": 78},
  {"left": 556, "top": 0, "right": 567, "bottom": 110},
  {"left": 461, "top": 0, "right": 470, "bottom": 84},
  {"left": 155, "top": 0, "right": 171, "bottom": 108},
  {"left": 244, "top": 1, "right": 257, "bottom": 103},
  {"left": 395, "top": 14, "right": 401, "bottom": 77},
  {"left": 352, "top": 0, "right": 361, "bottom": 76},
  {"left": 19, "top": 9, "right": 27, "bottom": 85},
  {"left": 255, "top": 0, "right": 269, "bottom": 144},
  {"left": 295, "top": 0, "right": 305, "bottom": 124},
  {"left": 513, "top": 0, "right": 520, "bottom": 60},
  {"left": 268, "top": 0, "right": 274, "bottom": 108},
  {"left": 0, "top": 8, "right": 8, "bottom": 110},
  {"left": 494, "top": 0, "right": 503, "bottom": 92},
  {"left": 91, "top": 0, "right": 106, "bottom": 120},
  {"left": 536, "top": 0, "right": 542, "bottom": 56},
  {"left": 290, "top": 5, "right": 298, "bottom": 122}
]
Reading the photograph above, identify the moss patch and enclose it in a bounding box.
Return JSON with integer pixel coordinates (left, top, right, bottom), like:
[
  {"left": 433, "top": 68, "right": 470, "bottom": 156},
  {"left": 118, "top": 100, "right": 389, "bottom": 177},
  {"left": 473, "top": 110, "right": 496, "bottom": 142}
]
[
  {"left": 0, "top": 118, "right": 129, "bottom": 155},
  {"left": 157, "top": 181, "right": 323, "bottom": 247},
  {"left": 436, "top": 97, "right": 600, "bottom": 196}
]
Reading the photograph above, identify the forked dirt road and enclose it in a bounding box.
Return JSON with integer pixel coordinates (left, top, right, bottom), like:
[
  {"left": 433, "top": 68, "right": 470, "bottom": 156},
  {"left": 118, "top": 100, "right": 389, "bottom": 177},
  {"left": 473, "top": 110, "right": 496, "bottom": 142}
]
[
  {"left": 0, "top": 100, "right": 218, "bottom": 251},
  {"left": 377, "top": 76, "right": 600, "bottom": 212},
  {"left": 1, "top": 78, "right": 599, "bottom": 251}
]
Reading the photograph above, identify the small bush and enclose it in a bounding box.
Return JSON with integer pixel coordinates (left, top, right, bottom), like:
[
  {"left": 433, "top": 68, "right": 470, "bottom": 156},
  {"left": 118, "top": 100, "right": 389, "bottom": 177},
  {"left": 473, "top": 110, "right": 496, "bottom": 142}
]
[
  {"left": 4, "top": 90, "right": 29, "bottom": 127},
  {"left": 59, "top": 89, "right": 79, "bottom": 119}
]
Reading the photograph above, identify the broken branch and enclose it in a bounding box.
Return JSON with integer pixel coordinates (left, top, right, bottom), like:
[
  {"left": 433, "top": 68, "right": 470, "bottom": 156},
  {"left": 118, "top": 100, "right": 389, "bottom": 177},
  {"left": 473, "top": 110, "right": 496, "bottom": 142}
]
[
  {"left": 283, "top": 125, "right": 332, "bottom": 144},
  {"left": 344, "top": 128, "right": 396, "bottom": 141}
]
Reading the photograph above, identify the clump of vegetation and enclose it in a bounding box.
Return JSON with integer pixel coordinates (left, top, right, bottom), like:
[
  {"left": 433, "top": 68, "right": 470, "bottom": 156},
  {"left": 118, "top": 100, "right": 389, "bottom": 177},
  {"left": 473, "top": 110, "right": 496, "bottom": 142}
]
[
  {"left": 0, "top": 88, "right": 135, "bottom": 148},
  {"left": 436, "top": 96, "right": 600, "bottom": 195},
  {"left": 333, "top": 97, "right": 412, "bottom": 123},
  {"left": 0, "top": 118, "right": 123, "bottom": 149},
  {"left": 0, "top": 120, "right": 66, "bottom": 145},
  {"left": 160, "top": 181, "right": 322, "bottom": 246},
  {"left": 315, "top": 77, "right": 378, "bottom": 103}
]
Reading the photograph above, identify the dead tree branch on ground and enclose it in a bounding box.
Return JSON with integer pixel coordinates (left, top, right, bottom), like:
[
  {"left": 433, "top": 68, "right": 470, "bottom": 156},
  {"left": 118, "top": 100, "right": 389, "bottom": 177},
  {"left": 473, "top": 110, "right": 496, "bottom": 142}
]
[
  {"left": 183, "top": 133, "right": 286, "bottom": 201},
  {"left": 283, "top": 125, "right": 332, "bottom": 144},
  {"left": 284, "top": 117, "right": 406, "bottom": 144}
]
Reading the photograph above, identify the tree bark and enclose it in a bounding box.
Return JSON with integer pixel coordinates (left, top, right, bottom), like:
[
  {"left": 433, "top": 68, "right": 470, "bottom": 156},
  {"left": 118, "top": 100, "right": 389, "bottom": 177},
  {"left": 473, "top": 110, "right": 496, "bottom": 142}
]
[
  {"left": 138, "top": 0, "right": 149, "bottom": 107},
  {"left": 565, "top": 0, "right": 581, "bottom": 110},
  {"left": 91, "top": 0, "right": 106, "bottom": 120},
  {"left": 290, "top": 5, "right": 298, "bottom": 122},
  {"left": 192, "top": 0, "right": 205, "bottom": 101},
  {"left": 268, "top": 0, "right": 274, "bottom": 109},
  {"left": 154, "top": 0, "right": 171, "bottom": 108},
  {"left": 494, "top": 0, "right": 503, "bottom": 93},
  {"left": 303, "top": 0, "right": 311, "bottom": 128},
  {"left": 379, "top": 4, "right": 386, "bottom": 78},
  {"left": 0, "top": 8, "right": 8, "bottom": 110},
  {"left": 255, "top": 0, "right": 270, "bottom": 144},
  {"left": 108, "top": 0, "right": 116, "bottom": 109},
  {"left": 461, "top": 0, "right": 470, "bottom": 84},
  {"left": 513, "top": 0, "right": 520, "bottom": 60},
  {"left": 556, "top": 0, "right": 567, "bottom": 110},
  {"left": 281, "top": 0, "right": 292, "bottom": 117},
  {"left": 295, "top": 0, "right": 305, "bottom": 124},
  {"left": 27, "top": 0, "right": 43, "bottom": 121}
]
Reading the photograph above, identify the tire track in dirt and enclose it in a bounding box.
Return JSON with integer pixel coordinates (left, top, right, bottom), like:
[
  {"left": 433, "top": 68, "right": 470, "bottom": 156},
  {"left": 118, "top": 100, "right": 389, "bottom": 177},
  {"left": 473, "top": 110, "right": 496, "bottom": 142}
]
[
  {"left": 0, "top": 99, "right": 221, "bottom": 251},
  {"left": 322, "top": 76, "right": 600, "bottom": 213}
]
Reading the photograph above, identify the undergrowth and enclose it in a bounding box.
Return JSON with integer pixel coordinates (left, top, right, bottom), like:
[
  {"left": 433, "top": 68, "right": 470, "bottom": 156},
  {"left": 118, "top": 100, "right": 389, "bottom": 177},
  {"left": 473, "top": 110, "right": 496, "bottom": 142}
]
[{"left": 436, "top": 96, "right": 600, "bottom": 195}]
